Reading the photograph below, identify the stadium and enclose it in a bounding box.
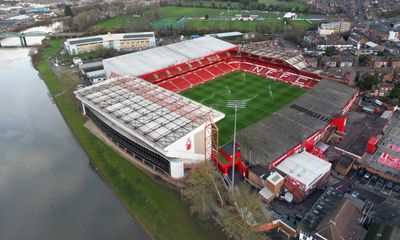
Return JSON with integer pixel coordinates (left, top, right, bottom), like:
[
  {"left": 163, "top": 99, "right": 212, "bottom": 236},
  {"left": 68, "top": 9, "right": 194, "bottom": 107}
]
[{"left": 75, "top": 36, "right": 358, "bottom": 200}]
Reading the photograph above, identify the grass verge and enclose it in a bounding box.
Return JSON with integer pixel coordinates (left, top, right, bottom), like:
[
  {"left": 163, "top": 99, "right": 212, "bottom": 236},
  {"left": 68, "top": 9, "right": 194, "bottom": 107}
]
[{"left": 34, "top": 39, "right": 226, "bottom": 240}]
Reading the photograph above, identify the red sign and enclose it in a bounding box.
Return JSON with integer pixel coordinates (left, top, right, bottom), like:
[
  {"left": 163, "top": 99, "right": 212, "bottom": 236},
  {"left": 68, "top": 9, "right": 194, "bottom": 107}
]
[{"left": 186, "top": 139, "right": 192, "bottom": 151}]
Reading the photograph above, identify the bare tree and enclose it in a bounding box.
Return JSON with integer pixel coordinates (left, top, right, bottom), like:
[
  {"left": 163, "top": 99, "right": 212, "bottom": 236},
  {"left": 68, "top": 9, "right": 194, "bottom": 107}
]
[
  {"left": 221, "top": 183, "right": 269, "bottom": 240},
  {"left": 182, "top": 161, "right": 224, "bottom": 220}
]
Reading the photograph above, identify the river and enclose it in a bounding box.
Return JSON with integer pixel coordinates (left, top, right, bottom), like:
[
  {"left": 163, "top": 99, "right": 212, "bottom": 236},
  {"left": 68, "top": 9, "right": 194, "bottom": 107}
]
[{"left": 0, "top": 26, "right": 149, "bottom": 239}]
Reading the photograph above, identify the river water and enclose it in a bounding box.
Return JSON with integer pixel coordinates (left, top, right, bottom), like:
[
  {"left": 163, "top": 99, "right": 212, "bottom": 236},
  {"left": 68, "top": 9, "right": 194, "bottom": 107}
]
[{"left": 0, "top": 27, "right": 149, "bottom": 239}]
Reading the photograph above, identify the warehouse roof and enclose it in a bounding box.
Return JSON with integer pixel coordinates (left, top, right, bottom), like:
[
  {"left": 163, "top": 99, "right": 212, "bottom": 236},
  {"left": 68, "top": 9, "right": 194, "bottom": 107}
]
[
  {"left": 237, "top": 80, "right": 357, "bottom": 167},
  {"left": 276, "top": 151, "right": 331, "bottom": 190},
  {"left": 74, "top": 75, "right": 224, "bottom": 153},
  {"left": 103, "top": 36, "right": 237, "bottom": 77}
]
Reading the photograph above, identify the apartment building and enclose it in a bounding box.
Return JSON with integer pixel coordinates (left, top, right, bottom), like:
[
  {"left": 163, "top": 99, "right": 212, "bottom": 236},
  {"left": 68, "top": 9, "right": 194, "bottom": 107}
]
[{"left": 65, "top": 32, "right": 156, "bottom": 55}]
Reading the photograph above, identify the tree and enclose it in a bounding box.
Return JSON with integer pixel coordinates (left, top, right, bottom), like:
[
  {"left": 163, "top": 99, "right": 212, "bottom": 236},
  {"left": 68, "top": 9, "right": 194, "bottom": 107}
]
[
  {"left": 221, "top": 183, "right": 268, "bottom": 240},
  {"left": 389, "top": 87, "right": 400, "bottom": 99},
  {"left": 359, "top": 74, "right": 378, "bottom": 90},
  {"left": 182, "top": 161, "right": 223, "bottom": 220},
  {"left": 325, "top": 46, "right": 335, "bottom": 57},
  {"left": 205, "top": 14, "right": 209, "bottom": 20},
  {"left": 64, "top": 5, "right": 73, "bottom": 17},
  {"left": 358, "top": 54, "right": 368, "bottom": 66}
]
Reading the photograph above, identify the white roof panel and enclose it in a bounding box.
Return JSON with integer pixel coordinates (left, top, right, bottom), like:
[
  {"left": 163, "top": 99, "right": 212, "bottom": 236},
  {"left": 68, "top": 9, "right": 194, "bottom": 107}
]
[
  {"left": 103, "top": 36, "right": 236, "bottom": 77},
  {"left": 74, "top": 75, "right": 225, "bottom": 153},
  {"left": 276, "top": 151, "right": 331, "bottom": 190}
]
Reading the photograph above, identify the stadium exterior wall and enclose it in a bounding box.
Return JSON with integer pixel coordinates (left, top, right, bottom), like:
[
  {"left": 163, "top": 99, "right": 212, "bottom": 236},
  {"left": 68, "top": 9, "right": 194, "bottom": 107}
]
[{"left": 84, "top": 105, "right": 187, "bottom": 179}]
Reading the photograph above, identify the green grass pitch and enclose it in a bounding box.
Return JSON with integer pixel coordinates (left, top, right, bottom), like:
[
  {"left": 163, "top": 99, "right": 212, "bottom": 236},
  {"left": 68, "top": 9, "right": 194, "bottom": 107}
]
[{"left": 180, "top": 71, "right": 306, "bottom": 146}]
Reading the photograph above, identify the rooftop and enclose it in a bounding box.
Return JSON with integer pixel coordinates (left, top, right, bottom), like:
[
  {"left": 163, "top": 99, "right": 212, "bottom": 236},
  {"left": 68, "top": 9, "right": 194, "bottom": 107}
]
[
  {"left": 315, "top": 199, "right": 362, "bottom": 240},
  {"left": 103, "top": 36, "right": 237, "bottom": 77},
  {"left": 364, "top": 112, "right": 400, "bottom": 177},
  {"left": 74, "top": 76, "right": 224, "bottom": 154},
  {"left": 66, "top": 32, "right": 155, "bottom": 45},
  {"left": 320, "top": 21, "right": 351, "bottom": 29},
  {"left": 237, "top": 80, "right": 357, "bottom": 167},
  {"left": 275, "top": 151, "right": 331, "bottom": 190},
  {"left": 240, "top": 43, "right": 310, "bottom": 71},
  {"left": 335, "top": 111, "right": 387, "bottom": 158}
]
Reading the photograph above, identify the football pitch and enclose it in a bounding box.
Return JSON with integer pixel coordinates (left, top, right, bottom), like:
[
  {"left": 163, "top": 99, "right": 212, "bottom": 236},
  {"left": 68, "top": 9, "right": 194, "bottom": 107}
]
[{"left": 181, "top": 71, "right": 306, "bottom": 146}]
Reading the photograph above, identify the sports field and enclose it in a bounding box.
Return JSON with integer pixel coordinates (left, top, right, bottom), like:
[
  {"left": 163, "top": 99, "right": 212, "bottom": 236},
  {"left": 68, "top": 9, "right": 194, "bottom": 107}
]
[{"left": 181, "top": 71, "right": 306, "bottom": 146}]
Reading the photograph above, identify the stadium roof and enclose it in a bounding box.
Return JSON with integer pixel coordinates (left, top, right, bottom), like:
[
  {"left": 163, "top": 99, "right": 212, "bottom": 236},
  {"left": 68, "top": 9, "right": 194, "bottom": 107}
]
[
  {"left": 103, "top": 36, "right": 237, "bottom": 77},
  {"left": 75, "top": 76, "right": 224, "bottom": 155},
  {"left": 276, "top": 151, "right": 331, "bottom": 190},
  {"left": 237, "top": 80, "right": 357, "bottom": 167},
  {"left": 240, "top": 43, "right": 323, "bottom": 74}
]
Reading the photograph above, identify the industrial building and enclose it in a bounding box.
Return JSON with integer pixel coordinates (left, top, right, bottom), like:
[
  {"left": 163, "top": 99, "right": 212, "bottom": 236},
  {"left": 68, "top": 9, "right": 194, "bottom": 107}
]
[{"left": 64, "top": 32, "right": 156, "bottom": 55}]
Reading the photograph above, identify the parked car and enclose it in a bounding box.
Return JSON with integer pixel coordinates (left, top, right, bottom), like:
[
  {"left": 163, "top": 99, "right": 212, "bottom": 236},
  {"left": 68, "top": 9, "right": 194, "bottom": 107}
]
[
  {"left": 386, "top": 181, "right": 394, "bottom": 189},
  {"left": 361, "top": 172, "right": 371, "bottom": 184},
  {"left": 371, "top": 174, "right": 378, "bottom": 182},
  {"left": 393, "top": 184, "right": 400, "bottom": 192},
  {"left": 378, "top": 178, "right": 386, "bottom": 185},
  {"left": 374, "top": 181, "right": 384, "bottom": 191},
  {"left": 351, "top": 191, "right": 360, "bottom": 198},
  {"left": 357, "top": 168, "right": 365, "bottom": 176}
]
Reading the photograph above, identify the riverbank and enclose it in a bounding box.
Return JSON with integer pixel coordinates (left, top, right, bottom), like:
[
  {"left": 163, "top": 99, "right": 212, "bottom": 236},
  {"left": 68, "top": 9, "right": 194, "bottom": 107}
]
[{"left": 33, "top": 39, "right": 226, "bottom": 240}]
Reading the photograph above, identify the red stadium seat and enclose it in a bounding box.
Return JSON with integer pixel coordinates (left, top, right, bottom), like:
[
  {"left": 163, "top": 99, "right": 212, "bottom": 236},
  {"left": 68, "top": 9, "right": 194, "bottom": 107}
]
[
  {"left": 190, "top": 61, "right": 201, "bottom": 69},
  {"left": 196, "top": 69, "right": 214, "bottom": 81},
  {"left": 216, "top": 62, "right": 235, "bottom": 73},
  {"left": 158, "top": 81, "right": 179, "bottom": 92},
  {"left": 171, "top": 77, "right": 191, "bottom": 92},
  {"left": 207, "top": 65, "right": 224, "bottom": 77},
  {"left": 141, "top": 74, "right": 158, "bottom": 83},
  {"left": 185, "top": 73, "right": 203, "bottom": 87}
]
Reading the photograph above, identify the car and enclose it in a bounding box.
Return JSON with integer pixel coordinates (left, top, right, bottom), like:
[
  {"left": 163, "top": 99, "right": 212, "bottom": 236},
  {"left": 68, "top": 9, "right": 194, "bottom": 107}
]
[
  {"left": 351, "top": 191, "right": 360, "bottom": 198},
  {"left": 378, "top": 178, "right": 386, "bottom": 185},
  {"left": 374, "top": 181, "right": 384, "bottom": 191},
  {"left": 361, "top": 172, "right": 371, "bottom": 184},
  {"left": 393, "top": 184, "right": 400, "bottom": 192},
  {"left": 357, "top": 168, "right": 365, "bottom": 176},
  {"left": 371, "top": 174, "right": 378, "bottom": 182},
  {"left": 386, "top": 181, "right": 394, "bottom": 189},
  {"left": 360, "top": 177, "right": 368, "bottom": 184}
]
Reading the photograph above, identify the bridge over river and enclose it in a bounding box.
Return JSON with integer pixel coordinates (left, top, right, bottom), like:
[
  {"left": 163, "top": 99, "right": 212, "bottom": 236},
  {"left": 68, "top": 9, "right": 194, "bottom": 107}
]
[{"left": 0, "top": 31, "right": 85, "bottom": 47}]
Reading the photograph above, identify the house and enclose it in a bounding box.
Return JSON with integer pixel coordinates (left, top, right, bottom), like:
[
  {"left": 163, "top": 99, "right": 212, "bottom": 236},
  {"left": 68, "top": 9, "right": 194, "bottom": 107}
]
[
  {"left": 321, "top": 56, "right": 337, "bottom": 68},
  {"left": 369, "top": 83, "right": 395, "bottom": 97},
  {"left": 339, "top": 55, "right": 354, "bottom": 67},
  {"left": 314, "top": 200, "right": 363, "bottom": 240},
  {"left": 391, "top": 57, "right": 400, "bottom": 69},
  {"left": 306, "top": 57, "right": 318, "bottom": 68},
  {"left": 298, "top": 191, "right": 367, "bottom": 240},
  {"left": 369, "top": 56, "right": 389, "bottom": 68}
]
